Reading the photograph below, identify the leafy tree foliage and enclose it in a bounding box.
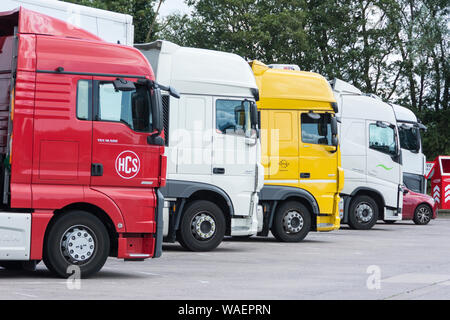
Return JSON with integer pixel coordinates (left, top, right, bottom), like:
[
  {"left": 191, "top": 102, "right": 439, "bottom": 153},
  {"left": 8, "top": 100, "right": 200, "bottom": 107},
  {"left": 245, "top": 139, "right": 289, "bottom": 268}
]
[{"left": 159, "top": 0, "right": 449, "bottom": 159}]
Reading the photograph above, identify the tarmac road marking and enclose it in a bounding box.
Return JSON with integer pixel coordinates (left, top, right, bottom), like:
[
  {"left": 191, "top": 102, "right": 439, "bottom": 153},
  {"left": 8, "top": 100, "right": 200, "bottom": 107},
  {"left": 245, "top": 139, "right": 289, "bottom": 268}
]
[{"left": 382, "top": 273, "right": 450, "bottom": 285}]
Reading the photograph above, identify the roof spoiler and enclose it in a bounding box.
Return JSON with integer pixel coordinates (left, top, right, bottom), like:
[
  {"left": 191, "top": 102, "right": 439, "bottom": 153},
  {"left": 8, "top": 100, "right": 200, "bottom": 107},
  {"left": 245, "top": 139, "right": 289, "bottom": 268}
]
[
  {"left": 0, "top": 7, "right": 103, "bottom": 42},
  {"left": 330, "top": 78, "right": 362, "bottom": 95}
]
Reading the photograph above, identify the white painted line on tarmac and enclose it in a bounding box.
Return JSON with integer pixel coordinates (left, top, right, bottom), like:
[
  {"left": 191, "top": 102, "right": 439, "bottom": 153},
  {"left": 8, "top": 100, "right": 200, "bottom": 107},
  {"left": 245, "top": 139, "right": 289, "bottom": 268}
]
[
  {"left": 14, "top": 292, "right": 38, "bottom": 298},
  {"left": 137, "top": 271, "right": 160, "bottom": 276},
  {"left": 383, "top": 273, "right": 450, "bottom": 285}
]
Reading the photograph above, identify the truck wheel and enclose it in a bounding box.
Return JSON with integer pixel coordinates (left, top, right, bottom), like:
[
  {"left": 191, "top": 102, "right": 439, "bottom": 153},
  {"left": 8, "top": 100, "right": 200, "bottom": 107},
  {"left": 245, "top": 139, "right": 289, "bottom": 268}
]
[
  {"left": 271, "top": 201, "right": 311, "bottom": 242},
  {"left": 413, "top": 204, "right": 432, "bottom": 225},
  {"left": 348, "top": 195, "right": 378, "bottom": 230},
  {"left": 43, "top": 211, "right": 110, "bottom": 278},
  {"left": 176, "top": 200, "right": 226, "bottom": 252}
]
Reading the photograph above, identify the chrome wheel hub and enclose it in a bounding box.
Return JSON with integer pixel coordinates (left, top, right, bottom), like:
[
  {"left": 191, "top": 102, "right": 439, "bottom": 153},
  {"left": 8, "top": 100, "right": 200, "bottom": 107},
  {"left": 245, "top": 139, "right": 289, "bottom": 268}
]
[
  {"left": 61, "top": 225, "right": 96, "bottom": 263},
  {"left": 417, "top": 207, "right": 431, "bottom": 223},
  {"left": 355, "top": 203, "right": 373, "bottom": 223},
  {"left": 191, "top": 213, "right": 216, "bottom": 240},
  {"left": 283, "top": 210, "right": 304, "bottom": 233}
]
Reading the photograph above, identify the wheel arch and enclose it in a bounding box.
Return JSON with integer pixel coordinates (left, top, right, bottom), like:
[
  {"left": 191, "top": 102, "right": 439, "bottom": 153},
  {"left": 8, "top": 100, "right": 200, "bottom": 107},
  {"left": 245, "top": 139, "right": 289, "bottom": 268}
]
[
  {"left": 161, "top": 180, "right": 234, "bottom": 236},
  {"left": 349, "top": 187, "right": 386, "bottom": 219},
  {"left": 259, "top": 185, "right": 320, "bottom": 231},
  {"left": 46, "top": 203, "right": 118, "bottom": 257}
]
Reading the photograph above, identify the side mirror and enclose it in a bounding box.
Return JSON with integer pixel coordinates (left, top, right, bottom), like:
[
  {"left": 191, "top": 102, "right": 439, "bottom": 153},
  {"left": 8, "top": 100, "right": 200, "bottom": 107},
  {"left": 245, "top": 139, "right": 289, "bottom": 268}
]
[
  {"left": 331, "top": 116, "right": 338, "bottom": 136},
  {"left": 415, "top": 129, "right": 421, "bottom": 153},
  {"left": 157, "top": 83, "right": 180, "bottom": 99},
  {"left": 376, "top": 121, "right": 388, "bottom": 128},
  {"left": 307, "top": 112, "right": 321, "bottom": 120},
  {"left": 332, "top": 136, "right": 338, "bottom": 147},
  {"left": 113, "top": 78, "right": 136, "bottom": 91},
  {"left": 403, "top": 187, "right": 409, "bottom": 195},
  {"left": 250, "top": 101, "right": 258, "bottom": 128},
  {"left": 148, "top": 87, "right": 164, "bottom": 145}
]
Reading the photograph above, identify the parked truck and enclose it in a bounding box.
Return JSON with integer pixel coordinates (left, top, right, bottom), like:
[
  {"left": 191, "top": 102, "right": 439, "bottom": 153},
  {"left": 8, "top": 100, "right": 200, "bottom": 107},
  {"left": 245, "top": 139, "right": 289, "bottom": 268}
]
[
  {"left": 3, "top": 0, "right": 134, "bottom": 46},
  {"left": 332, "top": 79, "right": 403, "bottom": 229},
  {"left": 251, "top": 61, "right": 342, "bottom": 242},
  {"left": 0, "top": 7, "right": 169, "bottom": 278},
  {"left": 392, "top": 104, "right": 427, "bottom": 193},
  {"left": 136, "top": 40, "right": 264, "bottom": 251}
]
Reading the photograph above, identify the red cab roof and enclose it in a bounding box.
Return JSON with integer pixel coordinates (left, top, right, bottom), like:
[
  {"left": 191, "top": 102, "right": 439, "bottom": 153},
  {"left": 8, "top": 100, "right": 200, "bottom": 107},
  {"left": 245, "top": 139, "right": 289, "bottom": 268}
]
[{"left": 0, "top": 7, "right": 103, "bottom": 42}]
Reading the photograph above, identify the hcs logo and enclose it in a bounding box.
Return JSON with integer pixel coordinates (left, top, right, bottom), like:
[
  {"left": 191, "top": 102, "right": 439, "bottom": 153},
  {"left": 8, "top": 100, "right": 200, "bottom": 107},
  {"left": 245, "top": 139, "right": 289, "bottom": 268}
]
[{"left": 115, "top": 151, "right": 141, "bottom": 179}]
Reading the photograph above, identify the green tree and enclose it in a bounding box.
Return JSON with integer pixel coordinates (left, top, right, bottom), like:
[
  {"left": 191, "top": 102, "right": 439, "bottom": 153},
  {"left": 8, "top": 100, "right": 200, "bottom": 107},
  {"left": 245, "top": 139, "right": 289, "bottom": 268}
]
[{"left": 159, "top": 0, "right": 449, "bottom": 159}]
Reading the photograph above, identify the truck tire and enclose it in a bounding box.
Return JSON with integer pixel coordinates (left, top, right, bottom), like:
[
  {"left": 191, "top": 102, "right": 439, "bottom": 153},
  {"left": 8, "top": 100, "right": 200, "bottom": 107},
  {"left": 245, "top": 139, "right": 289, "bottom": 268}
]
[
  {"left": 348, "top": 195, "right": 378, "bottom": 230},
  {"left": 413, "top": 204, "right": 432, "bottom": 225},
  {"left": 271, "top": 201, "right": 311, "bottom": 242},
  {"left": 43, "top": 211, "right": 110, "bottom": 278},
  {"left": 176, "top": 200, "right": 226, "bottom": 252}
]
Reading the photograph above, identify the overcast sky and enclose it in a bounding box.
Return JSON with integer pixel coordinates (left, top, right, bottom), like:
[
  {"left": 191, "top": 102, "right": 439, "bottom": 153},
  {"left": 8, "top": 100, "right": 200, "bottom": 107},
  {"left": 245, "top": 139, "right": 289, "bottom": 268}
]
[{"left": 157, "top": 0, "right": 191, "bottom": 17}]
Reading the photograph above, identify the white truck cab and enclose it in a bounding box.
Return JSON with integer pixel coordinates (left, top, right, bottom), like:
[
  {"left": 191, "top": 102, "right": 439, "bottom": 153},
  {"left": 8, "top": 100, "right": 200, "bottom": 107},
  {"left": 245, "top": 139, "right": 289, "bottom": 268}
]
[
  {"left": 332, "top": 79, "right": 403, "bottom": 229},
  {"left": 136, "top": 40, "right": 264, "bottom": 251},
  {"left": 392, "top": 104, "right": 427, "bottom": 193}
]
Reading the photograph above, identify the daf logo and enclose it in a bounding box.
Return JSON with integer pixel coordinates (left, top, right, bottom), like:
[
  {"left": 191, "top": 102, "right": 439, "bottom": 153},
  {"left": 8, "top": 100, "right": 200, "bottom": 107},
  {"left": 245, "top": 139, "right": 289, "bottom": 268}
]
[
  {"left": 115, "top": 150, "right": 141, "bottom": 179},
  {"left": 279, "top": 160, "right": 290, "bottom": 169}
]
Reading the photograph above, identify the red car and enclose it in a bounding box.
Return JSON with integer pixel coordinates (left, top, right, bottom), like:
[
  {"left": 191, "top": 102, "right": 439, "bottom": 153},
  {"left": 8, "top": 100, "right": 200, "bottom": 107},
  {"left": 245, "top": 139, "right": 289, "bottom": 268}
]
[{"left": 386, "top": 187, "right": 437, "bottom": 225}]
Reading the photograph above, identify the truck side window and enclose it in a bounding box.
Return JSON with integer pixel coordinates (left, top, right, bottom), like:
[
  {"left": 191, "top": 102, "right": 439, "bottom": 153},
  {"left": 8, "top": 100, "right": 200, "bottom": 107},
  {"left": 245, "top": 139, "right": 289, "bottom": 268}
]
[
  {"left": 77, "top": 80, "right": 91, "bottom": 120},
  {"left": 369, "top": 124, "right": 396, "bottom": 155},
  {"left": 216, "top": 99, "right": 251, "bottom": 136},
  {"left": 398, "top": 126, "right": 420, "bottom": 152},
  {"left": 301, "top": 113, "right": 332, "bottom": 145},
  {"left": 97, "top": 82, "right": 152, "bottom": 132}
]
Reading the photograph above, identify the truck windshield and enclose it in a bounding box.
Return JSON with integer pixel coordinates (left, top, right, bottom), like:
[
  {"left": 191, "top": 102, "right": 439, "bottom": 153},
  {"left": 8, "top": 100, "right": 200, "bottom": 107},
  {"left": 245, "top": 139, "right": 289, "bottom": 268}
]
[
  {"left": 216, "top": 99, "right": 251, "bottom": 136},
  {"left": 369, "top": 124, "right": 397, "bottom": 155},
  {"left": 98, "top": 82, "right": 152, "bottom": 132},
  {"left": 398, "top": 125, "right": 420, "bottom": 152}
]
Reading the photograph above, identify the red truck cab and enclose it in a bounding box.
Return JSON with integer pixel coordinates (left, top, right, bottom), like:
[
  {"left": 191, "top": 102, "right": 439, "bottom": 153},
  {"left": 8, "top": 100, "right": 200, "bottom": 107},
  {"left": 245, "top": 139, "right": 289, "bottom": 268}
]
[{"left": 0, "top": 8, "right": 167, "bottom": 277}]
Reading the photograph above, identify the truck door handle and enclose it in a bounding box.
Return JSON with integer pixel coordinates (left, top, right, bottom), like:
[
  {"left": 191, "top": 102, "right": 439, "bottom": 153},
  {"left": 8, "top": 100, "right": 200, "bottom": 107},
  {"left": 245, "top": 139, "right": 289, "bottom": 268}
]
[
  {"left": 213, "top": 168, "right": 225, "bottom": 174},
  {"left": 300, "top": 172, "right": 310, "bottom": 178},
  {"left": 91, "top": 163, "right": 103, "bottom": 176}
]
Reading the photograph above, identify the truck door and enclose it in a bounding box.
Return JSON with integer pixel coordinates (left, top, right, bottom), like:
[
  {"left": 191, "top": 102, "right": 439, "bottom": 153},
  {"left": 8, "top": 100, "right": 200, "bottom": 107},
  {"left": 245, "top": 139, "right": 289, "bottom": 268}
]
[
  {"left": 212, "top": 97, "right": 258, "bottom": 214},
  {"left": 265, "top": 110, "right": 299, "bottom": 183},
  {"left": 90, "top": 78, "right": 160, "bottom": 188},
  {"left": 366, "top": 120, "right": 402, "bottom": 211},
  {"left": 298, "top": 112, "right": 339, "bottom": 213},
  {"left": 33, "top": 75, "right": 93, "bottom": 186}
]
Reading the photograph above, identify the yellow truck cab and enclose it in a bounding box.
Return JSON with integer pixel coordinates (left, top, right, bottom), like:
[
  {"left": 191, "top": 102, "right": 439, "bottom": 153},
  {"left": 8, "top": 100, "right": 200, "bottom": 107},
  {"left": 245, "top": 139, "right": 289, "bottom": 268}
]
[{"left": 250, "top": 61, "right": 343, "bottom": 242}]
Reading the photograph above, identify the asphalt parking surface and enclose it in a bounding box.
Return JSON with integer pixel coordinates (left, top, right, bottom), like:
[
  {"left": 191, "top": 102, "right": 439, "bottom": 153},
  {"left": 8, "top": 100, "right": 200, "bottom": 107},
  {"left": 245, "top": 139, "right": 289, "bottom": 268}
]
[{"left": 1, "top": 216, "right": 450, "bottom": 300}]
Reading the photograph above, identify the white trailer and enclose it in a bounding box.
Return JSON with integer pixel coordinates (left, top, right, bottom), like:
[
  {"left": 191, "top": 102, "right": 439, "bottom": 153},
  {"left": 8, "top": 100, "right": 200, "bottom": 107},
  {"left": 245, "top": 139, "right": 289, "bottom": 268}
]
[
  {"left": 2, "top": 0, "right": 134, "bottom": 46},
  {"left": 332, "top": 79, "right": 403, "bottom": 229},
  {"left": 136, "top": 40, "right": 264, "bottom": 251},
  {"left": 392, "top": 104, "right": 427, "bottom": 193}
]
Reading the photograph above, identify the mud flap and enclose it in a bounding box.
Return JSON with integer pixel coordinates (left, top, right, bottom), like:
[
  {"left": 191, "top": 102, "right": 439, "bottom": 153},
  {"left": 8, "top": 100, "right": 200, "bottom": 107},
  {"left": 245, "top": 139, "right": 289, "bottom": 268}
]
[{"left": 153, "top": 189, "right": 164, "bottom": 258}]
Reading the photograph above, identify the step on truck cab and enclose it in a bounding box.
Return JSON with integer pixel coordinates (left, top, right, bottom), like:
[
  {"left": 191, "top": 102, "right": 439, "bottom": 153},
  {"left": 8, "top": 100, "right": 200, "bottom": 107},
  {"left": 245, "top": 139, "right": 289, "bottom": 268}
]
[
  {"left": 0, "top": 8, "right": 167, "bottom": 278},
  {"left": 332, "top": 79, "right": 403, "bottom": 229},
  {"left": 250, "top": 61, "right": 343, "bottom": 242},
  {"left": 136, "top": 41, "right": 264, "bottom": 251},
  {"left": 392, "top": 104, "right": 427, "bottom": 194}
]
